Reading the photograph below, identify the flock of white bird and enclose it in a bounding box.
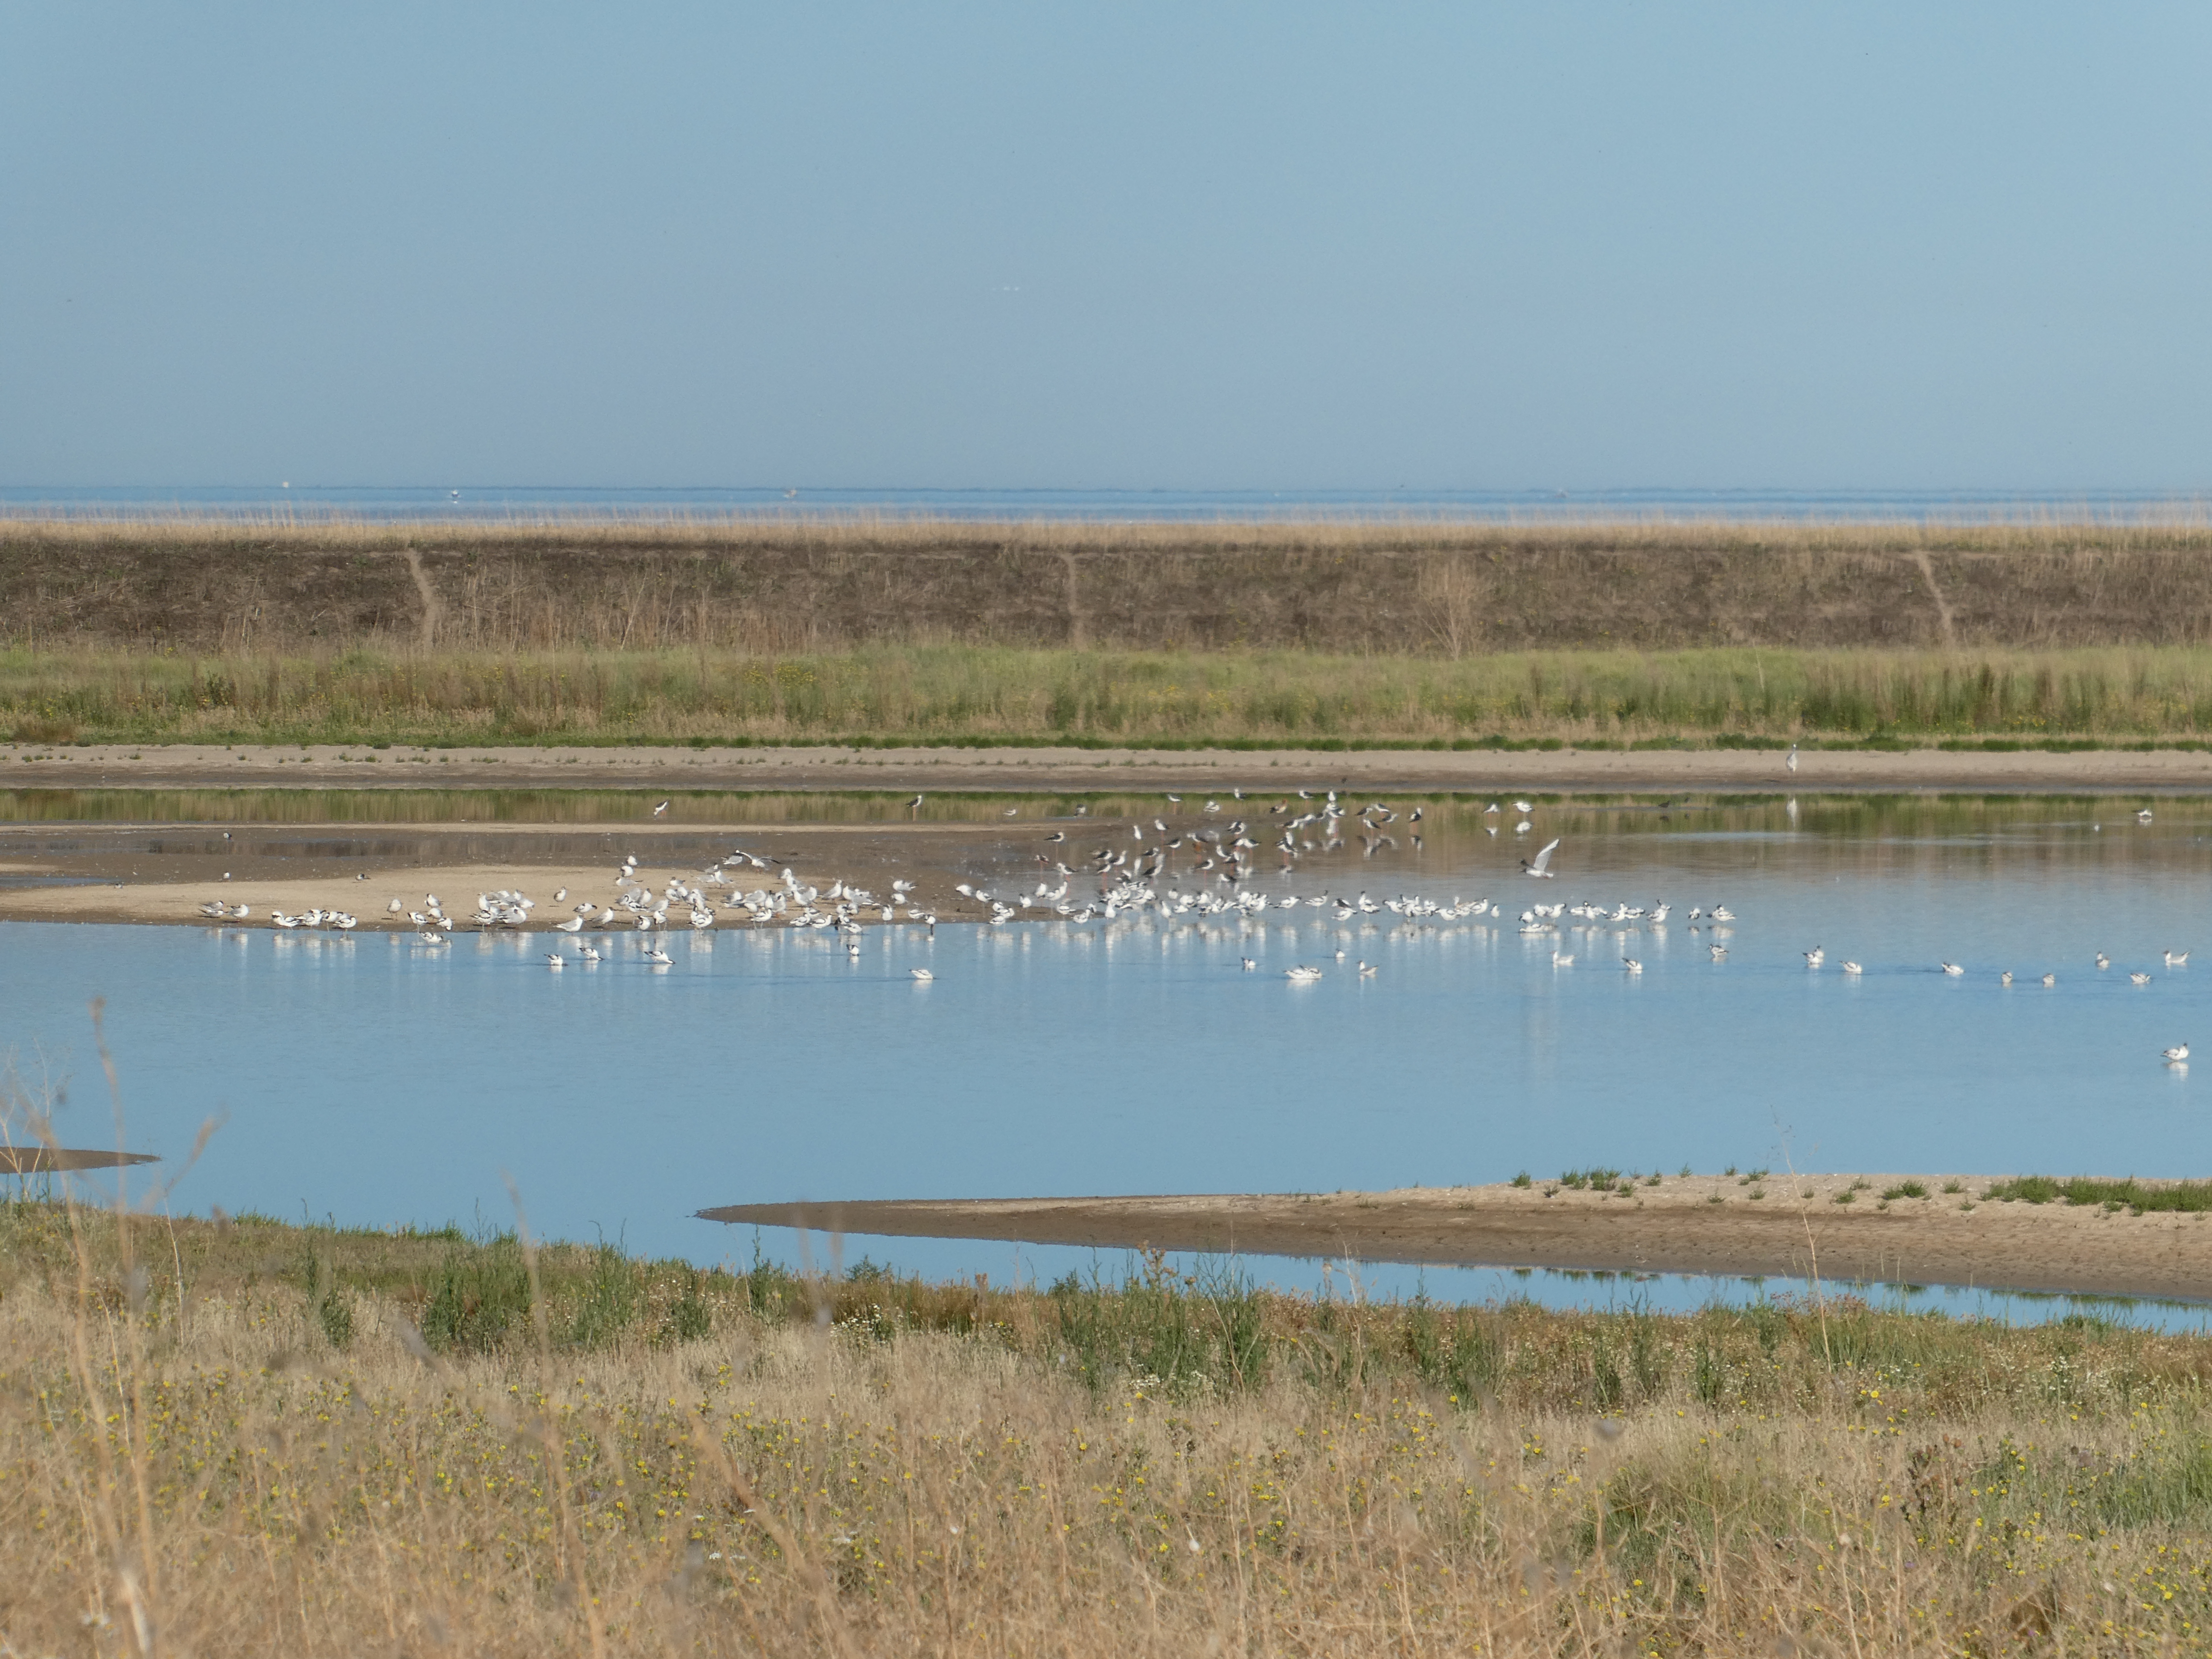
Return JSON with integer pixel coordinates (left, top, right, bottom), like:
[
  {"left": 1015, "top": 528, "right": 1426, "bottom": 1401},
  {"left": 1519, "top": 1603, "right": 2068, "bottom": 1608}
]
[{"left": 196, "top": 789, "right": 2192, "bottom": 1063}]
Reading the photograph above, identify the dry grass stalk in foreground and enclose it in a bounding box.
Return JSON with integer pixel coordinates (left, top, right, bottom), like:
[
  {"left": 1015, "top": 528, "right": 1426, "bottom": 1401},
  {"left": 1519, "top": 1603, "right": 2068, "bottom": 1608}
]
[{"left": 8, "top": 1207, "right": 2212, "bottom": 1652}]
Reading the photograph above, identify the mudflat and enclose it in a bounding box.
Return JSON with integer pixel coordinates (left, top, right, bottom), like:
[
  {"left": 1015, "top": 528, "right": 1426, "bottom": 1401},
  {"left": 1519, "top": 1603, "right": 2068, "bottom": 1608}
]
[
  {"left": 6, "top": 739, "right": 2212, "bottom": 794},
  {"left": 699, "top": 1176, "right": 2212, "bottom": 1301}
]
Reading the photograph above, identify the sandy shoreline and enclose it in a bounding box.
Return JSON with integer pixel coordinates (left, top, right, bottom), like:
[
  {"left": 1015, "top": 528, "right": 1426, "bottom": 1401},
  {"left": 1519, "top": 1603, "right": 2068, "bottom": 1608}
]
[
  {"left": 6, "top": 739, "right": 2212, "bottom": 794},
  {"left": 699, "top": 1177, "right": 2212, "bottom": 1301}
]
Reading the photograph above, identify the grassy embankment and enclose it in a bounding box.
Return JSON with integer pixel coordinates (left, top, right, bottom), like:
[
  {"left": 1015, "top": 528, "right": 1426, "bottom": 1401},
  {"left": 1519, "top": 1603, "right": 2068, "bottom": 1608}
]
[
  {"left": 13, "top": 512, "right": 2212, "bottom": 750},
  {"left": 9, "top": 1194, "right": 2212, "bottom": 1653},
  {"left": 20, "top": 643, "right": 2212, "bottom": 750}
]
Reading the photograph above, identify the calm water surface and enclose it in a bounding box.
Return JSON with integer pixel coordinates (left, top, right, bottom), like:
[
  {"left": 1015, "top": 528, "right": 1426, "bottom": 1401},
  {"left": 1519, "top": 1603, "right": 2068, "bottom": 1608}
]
[{"left": 6, "top": 793, "right": 2212, "bottom": 1321}]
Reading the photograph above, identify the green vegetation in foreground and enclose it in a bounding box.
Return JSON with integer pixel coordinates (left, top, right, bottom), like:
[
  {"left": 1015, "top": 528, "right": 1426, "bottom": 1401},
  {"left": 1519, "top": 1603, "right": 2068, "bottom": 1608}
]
[
  {"left": 14, "top": 1199, "right": 2212, "bottom": 1652},
  {"left": 0, "top": 1196, "right": 2192, "bottom": 1396},
  {"left": 1985, "top": 1176, "right": 2212, "bottom": 1214},
  {"left": 17, "top": 643, "right": 2212, "bottom": 748}
]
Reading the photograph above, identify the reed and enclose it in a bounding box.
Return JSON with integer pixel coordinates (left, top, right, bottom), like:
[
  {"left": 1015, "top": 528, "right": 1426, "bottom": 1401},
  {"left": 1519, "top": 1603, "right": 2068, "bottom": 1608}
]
[
  {"left": 17, "top": 642, "right": 2212, "bottom": 748},
  {"left": 6, "top": 1199, "right": 2212, "bottom": 1653}
]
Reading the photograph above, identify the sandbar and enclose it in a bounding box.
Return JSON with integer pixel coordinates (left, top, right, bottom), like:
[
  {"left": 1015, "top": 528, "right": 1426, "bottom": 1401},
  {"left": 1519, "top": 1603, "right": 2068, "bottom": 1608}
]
[{"left": 699, "top": 1176, "right": 2212, "bottom": 1301}]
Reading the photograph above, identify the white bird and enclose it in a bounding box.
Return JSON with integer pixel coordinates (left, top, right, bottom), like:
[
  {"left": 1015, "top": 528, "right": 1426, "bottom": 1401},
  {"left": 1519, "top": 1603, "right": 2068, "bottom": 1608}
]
[
  {"left": 554, "top": 888, "right": 568, "bottom": 901},
  {"left": 2138, "top": 808, "right": 2154, "bottom": 824},
  {"left": 2133, "top": 972, "right": 2152, "bottom": 985},
  {"left": 544, "top": 953, "right": 565, "bottom": 969},
  {"left": 1708, "top": 944, "right": 1727, "bottom": 960},
  {"left": 2000, "top": 971, "right": 2013, "bottom": 986},
  {"left": 1842, "top": 961, "right": 1862, "bottom": 975},
  {"left": 910, "top": 968, "right": 934, "bottom": 982},
  {"left": 2167, "top": 950, "right": 2191, "bottom": 967},
  {"left": 1357, "top": 960, "right": 1377, "bottom": 978},
  {"left": 1786, "top": 744, "right": 1799, "bottom": 774},
  {"left": 2096, "top": 952, "right": 2110, "bottom": 970},
  {"left": 2042, "top": 973, "right": 2056, "bottom": 987},
  {"left": 1240, "top": 958, "right": 1256, "bottom": 970},
  {"left": 2164, "top": 1043, "right": 2190, "bottom": 1063},
  {"left": 1512, "top": 800, "right": 1533, "bottom": 813},
  {"left": 577, "top": 944, "right": 601, "bottom": 962},
  {"left": 1521, "top": 838, "right": 1560, "bottom": 879},
  {"left": 555, "top": 916, "right": 584, "bottom": 933},
  {"left": 652, "top": 800, "right": 669, "bottom": 817},
  {"left": 1941, "top": 962, "right": 1965, "bottom": 976},
  {"left": 1622, "top": 958, "right": 1642, "bottom": 974},
  {"left": 1285, "top": 965, "right": 1323, "bottom": 982},
  {"left": 1483, "top": 802, "right": 1500, "bottom": 815},
  {"left": 643, "top": 946, "right": 674, "bottom": 965},
  {"left": 1804, "top": 946, "right": 1825, "bottom": 968},
  {"left": 1552, "top": 952, "right": 1574, "bottom": 967},
  {"left": 386, "top": 897, "right": 402, "bottom": 914}
]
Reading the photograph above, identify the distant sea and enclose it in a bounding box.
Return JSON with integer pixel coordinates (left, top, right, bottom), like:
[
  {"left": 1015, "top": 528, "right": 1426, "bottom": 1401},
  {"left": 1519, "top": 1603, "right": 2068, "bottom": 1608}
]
[{"left": 2, "top": 484, "right": 2207, "bottom": 524}]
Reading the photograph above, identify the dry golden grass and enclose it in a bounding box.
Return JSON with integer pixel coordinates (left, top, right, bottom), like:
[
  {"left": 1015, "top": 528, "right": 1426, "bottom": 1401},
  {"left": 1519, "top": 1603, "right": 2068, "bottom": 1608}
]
[{"left": 9, "top": 1196, "right": 2212, "bottom": 1655}]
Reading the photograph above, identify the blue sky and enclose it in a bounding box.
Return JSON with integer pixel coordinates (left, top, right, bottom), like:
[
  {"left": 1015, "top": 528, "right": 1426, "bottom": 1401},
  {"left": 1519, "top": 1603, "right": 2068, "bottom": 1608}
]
[{"left": 3, "top": 3, "right": 2206, "bottom": 492}]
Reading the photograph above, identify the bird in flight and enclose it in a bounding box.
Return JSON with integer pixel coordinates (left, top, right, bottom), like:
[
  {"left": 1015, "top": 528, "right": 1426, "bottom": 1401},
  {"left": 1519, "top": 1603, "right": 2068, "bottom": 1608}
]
[{"left": 1521, "top": 838, "right": 1560, "bottom": 878}]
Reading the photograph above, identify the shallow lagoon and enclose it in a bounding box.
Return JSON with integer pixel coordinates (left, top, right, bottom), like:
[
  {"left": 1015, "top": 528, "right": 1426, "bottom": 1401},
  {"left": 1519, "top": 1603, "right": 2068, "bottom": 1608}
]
[{"left": 4, "top": 792, "right": 2211, "bottom": 1324}]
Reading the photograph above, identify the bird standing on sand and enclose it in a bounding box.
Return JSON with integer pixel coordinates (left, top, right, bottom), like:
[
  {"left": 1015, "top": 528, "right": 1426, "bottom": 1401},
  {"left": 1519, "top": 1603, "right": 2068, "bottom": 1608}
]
[{"left": 1786, "top": 744, "right": 1799, "bottom": 774}]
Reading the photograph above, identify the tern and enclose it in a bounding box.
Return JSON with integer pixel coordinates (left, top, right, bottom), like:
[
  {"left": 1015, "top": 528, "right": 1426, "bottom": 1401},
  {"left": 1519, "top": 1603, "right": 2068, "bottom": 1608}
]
[
  {"left": 2165, "top": 1044, "right": 2191, "bottom": 1063},
  {"left": 1512, "top": 800, "right": 1533, "bottom": 813},
  {"left": 1521, "top": 838, "right": 1560, "bottom": 879},
  {"left": 1842, "top": 961, "right": 1863, "bottom": 975},
  {"left": 2167, "top": 950, "right": 2191, "bottom": 967},
  {"left": 555, "top": 916, "right": 584, "bottom": 933}
]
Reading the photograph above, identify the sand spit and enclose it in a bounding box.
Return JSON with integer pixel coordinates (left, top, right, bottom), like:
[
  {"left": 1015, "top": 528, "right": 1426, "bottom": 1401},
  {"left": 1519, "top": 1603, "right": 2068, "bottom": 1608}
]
[
  {"left": 0, "top": 1147, "right": 158, "bottom": 1173},
  {"left": 699, "top": 1176, "right": 2212, "bottom": 1301},
  {"left": 6, "top": 739, "right": 2212, "bottom": 795},
  {"left": 0, "top": 820, "right": 1022, "bottom": 927}
]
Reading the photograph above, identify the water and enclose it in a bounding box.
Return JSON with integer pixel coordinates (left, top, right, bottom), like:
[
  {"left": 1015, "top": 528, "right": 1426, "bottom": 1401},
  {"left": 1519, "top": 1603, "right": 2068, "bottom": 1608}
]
[
  {"left": 5, "top": 792, "right": 2211, "bottom": 1325},
  {"left": 5, "top": 483, "right": 2209, "bottom": 524}
]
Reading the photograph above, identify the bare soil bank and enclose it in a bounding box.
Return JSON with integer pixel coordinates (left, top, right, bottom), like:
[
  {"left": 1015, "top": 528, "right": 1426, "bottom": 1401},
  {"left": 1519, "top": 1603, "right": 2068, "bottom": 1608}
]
[
  {"left": 13, "top": 517, "right": 2212, "bottom": 653},
  {"left": 9, "top": 738, "right": 2212, "bottom": 794},
  {"left": 703, "top": 1178, "right": 2212, "bottom": 1301}
]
